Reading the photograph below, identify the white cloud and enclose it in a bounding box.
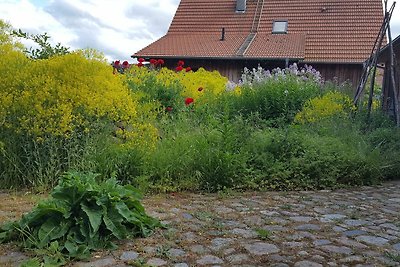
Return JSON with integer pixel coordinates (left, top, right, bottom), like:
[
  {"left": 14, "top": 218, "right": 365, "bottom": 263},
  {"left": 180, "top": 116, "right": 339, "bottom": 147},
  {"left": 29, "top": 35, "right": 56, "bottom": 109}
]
[{"left": 0, "top": 0, "right": 178, "bottom": 62}]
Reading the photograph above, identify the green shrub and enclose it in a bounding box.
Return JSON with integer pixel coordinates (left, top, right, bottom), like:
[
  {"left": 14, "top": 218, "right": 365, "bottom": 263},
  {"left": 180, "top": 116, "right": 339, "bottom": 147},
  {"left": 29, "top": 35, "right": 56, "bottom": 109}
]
[
  {"left": 0, "top": 40, "right": 157, "bottom": 189},
  {"left": 0, "top": 172, "right": 160, "bottom": 265},
  {"left": 0, "top": 129, "right": 99, "bottom": 189},
  {"left": 142, "top": 114, "right": 251, "bottom": 192},
  {"left": 366, "top": 126, "right": 400, "bottom": 180},
  {"left": 225, "top": 64, "right": 321, "bottom": 126},
  {"left": 244, "top": 126, "right": 383, "bottom": 190}
]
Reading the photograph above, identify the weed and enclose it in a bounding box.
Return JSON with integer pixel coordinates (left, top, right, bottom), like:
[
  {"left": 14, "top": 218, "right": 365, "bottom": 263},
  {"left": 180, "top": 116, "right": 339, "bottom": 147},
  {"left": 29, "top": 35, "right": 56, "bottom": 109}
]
[
  {"left": 194, "top": 211, "right": 214, "bottom": 222},
  {"left": 385, "top": 251, "right": 400, "bottom": 263},
  {"left": 161, "top": 228, "right": 177, "bottom": 241},
  {"left": 280, "top": 204, "right": 293, "bottom": 210},
  {"left": 255, "top": 228, "right": 272, "bottom": 240},
  {"left": 156, "top": 244, "right": 171, "bottom": 259},
  {"left": 300, "top": 195, "right": 313, "bottom": 201},
  {"left": 128, "top": 258, "right": 151, "bottom": 267}
]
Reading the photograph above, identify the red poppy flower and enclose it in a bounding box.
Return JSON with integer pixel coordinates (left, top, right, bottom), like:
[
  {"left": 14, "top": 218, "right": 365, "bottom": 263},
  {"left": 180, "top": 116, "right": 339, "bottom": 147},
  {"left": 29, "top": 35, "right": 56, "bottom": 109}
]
[
  {"left": 198, "top": 87, "right": 203, "bottom": 92},
  {"left": 185, "top": 97, "right": 194, "bottom": 106},
  {"left": 177, "top": 60, "right": 185, "bottom": 66},
  {"left": 176, "top": 66, "right": 183, "bottom": 72},
  {"left": 150, "top": 59, "right": 157, "bottom": 65},
  {"left": 157, "top": 59, "right": 165, "bottom": 65},
  {"left": 122, "top": 61, "right": 130, "bottom": 68},
  {"left": 138, "top": 58, "right": 145, "bottom": 63},
  {"left": 166, "top": 106, "right": 173, "bottom": 112},
  {"left": 185, "top": 67, "right": 192, "bottom": 72},
  {"left": 137, "top": 62, "right": 144, "bottom": 67}
]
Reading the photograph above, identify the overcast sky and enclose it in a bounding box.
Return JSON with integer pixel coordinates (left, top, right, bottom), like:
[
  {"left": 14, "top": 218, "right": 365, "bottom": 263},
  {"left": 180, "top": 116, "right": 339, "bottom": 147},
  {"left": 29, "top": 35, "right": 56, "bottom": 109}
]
[{"left": 1, "top": 0, "right": 399, "bottom": 63}]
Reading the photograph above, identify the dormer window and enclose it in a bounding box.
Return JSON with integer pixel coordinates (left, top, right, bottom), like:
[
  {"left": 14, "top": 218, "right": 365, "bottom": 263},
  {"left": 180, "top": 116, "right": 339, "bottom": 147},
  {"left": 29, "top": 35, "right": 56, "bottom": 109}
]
[
  {"left": 236, "top": 0, "right": 246, "bottom": 12},
  {"left": 272, "top": 20, "right": 288, "bottom": 34}
]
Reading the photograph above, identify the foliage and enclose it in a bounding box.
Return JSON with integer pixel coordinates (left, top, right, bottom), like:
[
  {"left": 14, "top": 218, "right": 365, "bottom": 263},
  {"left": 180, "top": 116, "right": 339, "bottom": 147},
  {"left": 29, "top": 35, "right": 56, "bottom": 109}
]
[
  {"left": 1, "top": 21, "right": 399, "bottom": 192},
  {"left": 177, "top": 67, "right": 228, "bottom": 99},
  {"left": 0, "top": 20, "right": 24, "bottom": 50},
  {"left": 224, "top": 64, "right": 321, "bottom": 126},
  {"left": 125, "top": 65, "right": 228, "bottom": 113},
  {"left": 0, "top": 172, "right": 161, "bottom": 265},
  {"left": 240, "top": 63, "right": 322, "bottom": 86},
  {"left": 12, "top": 29, "right": 70, "bottom": 59},
  {"left": 125, "top": 65, "right": 185, "bottom": 115},
  {"left": 141, "top": 114, "right": 251, "bottom": 192},
  {"left": 294, "top": 91, "right": 356, "bottom": 124},
  {"left": 255, "top": 228, "right": 272, "bottom": 240},
  {"left": 364, "top": 120, "right": 400, "bottom": 180},
  {"left": 0, "top": 41, "right": 157, "bottom": 188},
  {"left": 244, "top": 125, "right": 382, "bottom": 190}
]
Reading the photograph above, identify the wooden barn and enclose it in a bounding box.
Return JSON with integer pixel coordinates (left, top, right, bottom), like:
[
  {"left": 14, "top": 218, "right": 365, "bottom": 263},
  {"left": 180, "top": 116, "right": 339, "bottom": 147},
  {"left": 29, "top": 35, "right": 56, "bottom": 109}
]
[
  {"left": 133, "top": 0, "right": 384, "bottom": 86},
  {"left": 379, "top": 35, "right": 400, "bottom": 120}
]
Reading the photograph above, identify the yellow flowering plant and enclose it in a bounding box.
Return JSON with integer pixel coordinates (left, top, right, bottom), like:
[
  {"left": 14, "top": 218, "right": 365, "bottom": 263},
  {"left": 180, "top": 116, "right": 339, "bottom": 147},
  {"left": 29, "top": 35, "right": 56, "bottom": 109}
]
[
  {"left": 0, "top": 41, "right": 161, "bottom": 187},
  {"left": 1, "top": 47, "right": 156, "bottom": 143},
  {"left": 294, "top": 91, "right": 356, "bottom": 124},
  {"left": 125, "top": 62, "right": 228, "bottom": 112}
]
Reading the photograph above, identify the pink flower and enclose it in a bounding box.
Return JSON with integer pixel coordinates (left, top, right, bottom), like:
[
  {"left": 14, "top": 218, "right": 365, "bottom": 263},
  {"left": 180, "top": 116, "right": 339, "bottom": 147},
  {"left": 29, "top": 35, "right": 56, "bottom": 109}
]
[
  {"left": 185, "top": 67, "right": 192, "bottom": 72},
  {"left": 166, "top": 106, "right": 173, "bottom": 112},
  {"left": 177, "top": 60, "right": 185, "bottom": 66},
  {"left": 150, "top": 59, "right": 157, "bottom": 65},
  {"left": 114, "top": 60, "right": 120, "bottom": 67},
  {"left": 138, "top": 58, "right": 145, "bottom": 63},
  {"left": 176, "top": 66, "right": 183, "bottom": 72},
  {"left": 137, "top": 62, "right": 144, "bottom": 67},
  {"left": 185, "top": 97, "right": 194, "bottom": 106}
]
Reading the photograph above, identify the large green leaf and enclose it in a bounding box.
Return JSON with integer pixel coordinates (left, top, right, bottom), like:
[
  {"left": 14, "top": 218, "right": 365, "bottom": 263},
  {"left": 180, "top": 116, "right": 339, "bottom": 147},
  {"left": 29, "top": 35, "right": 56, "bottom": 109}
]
[
  {"left": 80, "top": 202, "right": 102, "bottom": 235},
  {"left": 115, "top": 202, "right": 140, "bottom": 223},
  {"left": 0, "top": 172, "right": 160, "bottom": 264},
  {"left": 103, "top": 208, "right": 127, "bottom": 239},
  {"left": 64, "top": 239, "right": 91, "bottom": 260},
  {"left": 38, "top": 217, "right": 70, "bottom": 246}
]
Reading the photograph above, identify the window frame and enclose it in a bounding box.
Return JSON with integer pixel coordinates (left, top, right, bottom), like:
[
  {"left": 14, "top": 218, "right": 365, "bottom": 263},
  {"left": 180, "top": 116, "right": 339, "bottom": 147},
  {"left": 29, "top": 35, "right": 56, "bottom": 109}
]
[{"left": 272, "top": 20, "right": 288, "bottom": 34}]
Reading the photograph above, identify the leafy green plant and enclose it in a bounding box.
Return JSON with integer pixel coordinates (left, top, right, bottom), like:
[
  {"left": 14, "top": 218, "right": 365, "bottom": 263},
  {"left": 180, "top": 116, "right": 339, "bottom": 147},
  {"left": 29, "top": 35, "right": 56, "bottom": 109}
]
[
  {"left": 227, "top": 64, "right": 321, "bottom": 126},
  {"left": 0, "top": 172, "right": 161, "bottom": 264},
  {"left": 12, "top": 29, "right": 70, "bottom": 59},
  {"left": 385, "top": 251, "right": 400, "bottom": 263},
  {"left": 255, "top": 228, "right": 272, "bottom": 240}
]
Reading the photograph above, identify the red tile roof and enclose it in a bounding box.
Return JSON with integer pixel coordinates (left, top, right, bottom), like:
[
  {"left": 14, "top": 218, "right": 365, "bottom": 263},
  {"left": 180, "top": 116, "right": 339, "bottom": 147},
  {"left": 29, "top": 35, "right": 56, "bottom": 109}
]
[
  {"left": 134, "top": 0, "right": 384, "bottom": 63},
  {"left": 134, "top": 34, "right": 248, "bottom": 58}
]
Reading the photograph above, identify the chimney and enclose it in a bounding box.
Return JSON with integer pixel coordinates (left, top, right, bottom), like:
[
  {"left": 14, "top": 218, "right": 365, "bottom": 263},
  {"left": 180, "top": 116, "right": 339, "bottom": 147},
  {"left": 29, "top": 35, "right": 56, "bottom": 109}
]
[
  {"left": 220, "top": 28, "right": 225, "bottom": 41},
  {"left": 236, "top": 0, "right": 246, "bottom": 12}
]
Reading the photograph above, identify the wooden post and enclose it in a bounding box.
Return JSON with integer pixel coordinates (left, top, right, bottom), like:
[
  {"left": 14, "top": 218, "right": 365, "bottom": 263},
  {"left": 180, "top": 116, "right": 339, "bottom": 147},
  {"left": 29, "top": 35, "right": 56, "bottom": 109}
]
[{"left": 387, "top": 19, "right": 400, "bottom": 126}]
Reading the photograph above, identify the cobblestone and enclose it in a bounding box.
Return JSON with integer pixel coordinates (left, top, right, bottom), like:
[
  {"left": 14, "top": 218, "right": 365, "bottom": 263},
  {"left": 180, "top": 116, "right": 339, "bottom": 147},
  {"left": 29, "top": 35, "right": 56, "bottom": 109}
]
[{"left": 1, "top": 181, "right": 400, "bottom": 266}]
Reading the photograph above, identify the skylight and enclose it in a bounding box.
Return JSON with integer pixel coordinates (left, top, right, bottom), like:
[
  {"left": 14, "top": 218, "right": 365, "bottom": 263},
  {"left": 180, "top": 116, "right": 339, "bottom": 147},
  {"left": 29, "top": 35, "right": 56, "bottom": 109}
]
[
  {"left": 272, "top": 20, "right": 288, "bottom": 34},
  {"left": 236, "top": 0, "right": 246, "bottom": 12}
]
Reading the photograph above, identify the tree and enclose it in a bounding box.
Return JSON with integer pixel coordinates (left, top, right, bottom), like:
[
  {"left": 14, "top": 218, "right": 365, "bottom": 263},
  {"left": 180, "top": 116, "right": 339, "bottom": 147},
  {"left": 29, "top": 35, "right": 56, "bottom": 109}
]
[
  {"left": 12, "top": 29, "right": 70, "bottom": 59},
  {"left": 0, "top": 19, "right": 24, "bottom": 50}
]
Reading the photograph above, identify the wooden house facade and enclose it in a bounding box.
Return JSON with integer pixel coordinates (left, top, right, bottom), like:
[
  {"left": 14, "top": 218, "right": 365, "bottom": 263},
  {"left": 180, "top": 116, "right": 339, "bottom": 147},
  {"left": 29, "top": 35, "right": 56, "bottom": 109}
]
[
  {"left": 379, "top": 35, "right": 400, "bottom": 117},
  {"left": 133, "top": 0, "right": 384, "bottom": 87}
]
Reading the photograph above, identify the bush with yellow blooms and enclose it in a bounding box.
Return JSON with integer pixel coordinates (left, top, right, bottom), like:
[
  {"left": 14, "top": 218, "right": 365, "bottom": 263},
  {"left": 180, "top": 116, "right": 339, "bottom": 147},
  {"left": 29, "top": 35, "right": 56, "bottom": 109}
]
[
  {"left": 0, "top": 40, "right": 157, "bottom": 187},
  {"left": 294, "top": 91, "right": 356, "bottom": 124}
]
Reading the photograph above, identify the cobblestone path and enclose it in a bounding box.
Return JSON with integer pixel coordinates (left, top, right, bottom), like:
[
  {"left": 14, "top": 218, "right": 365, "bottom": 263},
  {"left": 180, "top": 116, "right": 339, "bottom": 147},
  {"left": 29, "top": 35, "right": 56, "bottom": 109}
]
[{"left": 1, "top": 181, "right": 400, "bottom": 266}]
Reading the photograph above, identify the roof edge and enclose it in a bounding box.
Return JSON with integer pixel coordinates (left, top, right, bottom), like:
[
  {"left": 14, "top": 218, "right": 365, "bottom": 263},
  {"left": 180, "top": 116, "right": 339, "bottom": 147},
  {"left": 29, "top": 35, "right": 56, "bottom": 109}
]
[{"left": 131, "top": 55, "right": 305, "bottom": 61}]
